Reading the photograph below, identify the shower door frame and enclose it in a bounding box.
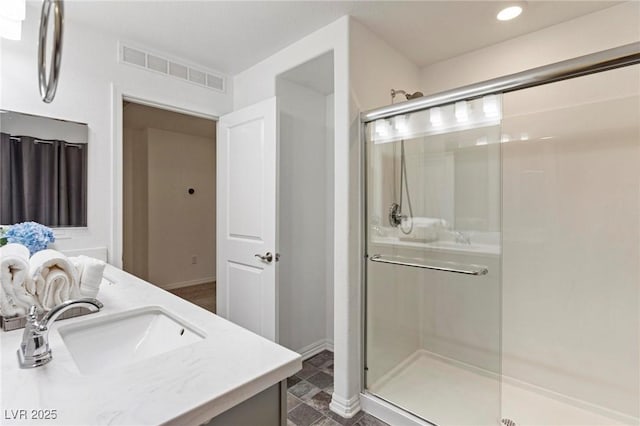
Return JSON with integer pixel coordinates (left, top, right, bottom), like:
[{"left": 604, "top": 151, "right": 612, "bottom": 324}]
[{"left": 359, "top": 41, "right": 640, "bottom": 425}]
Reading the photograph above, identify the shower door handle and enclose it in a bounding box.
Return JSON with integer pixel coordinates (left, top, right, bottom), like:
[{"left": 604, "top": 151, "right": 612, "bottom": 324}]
[
  {"left": 255, "top": 252, "right": 274, "bottom": 263},
  {"left": 369, "top": 254, "right": 488, "bottom": 276}
]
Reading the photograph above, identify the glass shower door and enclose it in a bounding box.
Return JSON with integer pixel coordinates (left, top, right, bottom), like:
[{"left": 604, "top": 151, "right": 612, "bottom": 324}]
[
  {"left": 499, "top": 64, "right": 640, "bottom": 425},
  {"left": 364, "top": 97, "right": 502, "bottom": 425}
]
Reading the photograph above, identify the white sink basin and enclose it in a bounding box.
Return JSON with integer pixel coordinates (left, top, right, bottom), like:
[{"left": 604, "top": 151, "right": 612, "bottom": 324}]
[{"left": 58, "top": 306, "right": 206, "bottom": 374}]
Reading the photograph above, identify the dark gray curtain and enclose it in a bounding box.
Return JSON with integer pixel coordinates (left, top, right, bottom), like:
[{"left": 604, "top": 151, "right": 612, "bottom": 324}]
[{"left": 0, "top": 132, "right": 87, "bottom": 227}]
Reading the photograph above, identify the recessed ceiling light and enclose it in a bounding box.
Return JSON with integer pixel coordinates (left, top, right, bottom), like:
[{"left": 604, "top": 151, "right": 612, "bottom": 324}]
[{"left": 497, "top": 5, "right": 523, "bottom": 21}]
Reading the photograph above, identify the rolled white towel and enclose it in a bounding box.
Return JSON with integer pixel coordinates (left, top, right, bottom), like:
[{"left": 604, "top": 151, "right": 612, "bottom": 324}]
[
  {"left": 29, "top": 249, "right": 80, "bottom": 310},
  {"left": 69, "top": 255, "right": 106, "bottom": 298},
  {"left": 0, "top": 244, "right": 36, "bottom": 316}
]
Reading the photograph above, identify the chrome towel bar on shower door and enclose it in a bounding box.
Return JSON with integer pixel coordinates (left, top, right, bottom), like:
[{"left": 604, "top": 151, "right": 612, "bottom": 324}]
[{"left": 369, "top": 254, "right": 488, "bottom": 276}]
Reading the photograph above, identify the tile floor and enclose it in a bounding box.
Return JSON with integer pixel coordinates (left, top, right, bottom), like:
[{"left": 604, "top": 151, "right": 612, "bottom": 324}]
[{"left": 287, "top": 350, "right": 389, "bottom": 426}]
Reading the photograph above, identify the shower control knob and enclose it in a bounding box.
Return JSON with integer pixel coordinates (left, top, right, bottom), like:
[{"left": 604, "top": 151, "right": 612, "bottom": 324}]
[{"left": 254, "top": 252, "right": 274, "bottom": 263}]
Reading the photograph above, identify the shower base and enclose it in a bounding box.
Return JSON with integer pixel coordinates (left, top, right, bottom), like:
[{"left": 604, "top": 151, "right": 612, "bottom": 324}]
[{"left": 367, "top": 350, "right": 635, "bottom": 426}]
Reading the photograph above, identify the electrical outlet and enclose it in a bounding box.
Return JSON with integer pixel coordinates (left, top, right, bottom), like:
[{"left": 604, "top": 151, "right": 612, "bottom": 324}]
[{"left": 191, "top": 255, "right": 197, "bottom": 265}]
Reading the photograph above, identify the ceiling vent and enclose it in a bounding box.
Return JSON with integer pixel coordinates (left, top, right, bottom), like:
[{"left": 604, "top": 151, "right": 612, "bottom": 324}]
[{"left": 119, "top": 43, "right": 226, "bottom": 93}]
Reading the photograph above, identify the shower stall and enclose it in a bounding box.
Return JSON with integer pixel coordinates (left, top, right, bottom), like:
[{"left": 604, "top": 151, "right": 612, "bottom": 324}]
[{"left": 362, "top": 44, "right": 640, "bottom": 426}]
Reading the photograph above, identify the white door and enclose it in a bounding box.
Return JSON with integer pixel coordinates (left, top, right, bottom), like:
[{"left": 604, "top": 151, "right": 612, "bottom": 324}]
[{"left": 217, "top": 97, "right": 278, "bottom": 341}]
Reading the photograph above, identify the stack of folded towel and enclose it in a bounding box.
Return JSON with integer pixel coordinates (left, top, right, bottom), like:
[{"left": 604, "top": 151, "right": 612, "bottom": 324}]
[
  {"left": 0, "top": 244, "right": 35, "bottom": 317},
  {"left": 0, "top": 245, "right": 106, "bottom": 317}
]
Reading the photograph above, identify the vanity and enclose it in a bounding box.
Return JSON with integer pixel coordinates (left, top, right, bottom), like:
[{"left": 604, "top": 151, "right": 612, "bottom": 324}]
[{"left": 0, "top": 265, "right": 301, "bottom": 425}]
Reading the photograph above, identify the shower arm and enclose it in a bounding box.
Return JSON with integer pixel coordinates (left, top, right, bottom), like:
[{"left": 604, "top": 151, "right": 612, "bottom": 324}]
[{"left": 390, "top": 89, "right": 424, "bottom": 103}]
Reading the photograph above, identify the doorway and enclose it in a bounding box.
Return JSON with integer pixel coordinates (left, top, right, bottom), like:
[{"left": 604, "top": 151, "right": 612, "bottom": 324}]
[
  {"left": 122, "top": 101, "right": 217, "bottom": 312},
  {"left": 215, "top": 51, "right": 335, "bottom": 352}
]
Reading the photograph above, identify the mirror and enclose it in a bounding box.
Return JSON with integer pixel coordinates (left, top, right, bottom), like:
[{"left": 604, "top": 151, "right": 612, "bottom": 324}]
[{"left": 0, "top": 110, "right": 88, "bottom": 227}]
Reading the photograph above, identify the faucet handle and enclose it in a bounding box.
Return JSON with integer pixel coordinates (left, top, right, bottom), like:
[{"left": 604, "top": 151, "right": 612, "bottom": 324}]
[{"left": 26, "top": 305, "right": 39, "bottom": 321}]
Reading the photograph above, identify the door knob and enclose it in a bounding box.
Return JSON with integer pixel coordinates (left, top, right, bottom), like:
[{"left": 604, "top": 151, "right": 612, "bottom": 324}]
[{"left": 255, "top": 252, "right": 274, "bottom": 263}]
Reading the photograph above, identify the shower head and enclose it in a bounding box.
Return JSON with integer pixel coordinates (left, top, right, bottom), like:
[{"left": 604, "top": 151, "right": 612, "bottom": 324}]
[{"left": 390, "top": 89, "right": 424, "bottom": 103}]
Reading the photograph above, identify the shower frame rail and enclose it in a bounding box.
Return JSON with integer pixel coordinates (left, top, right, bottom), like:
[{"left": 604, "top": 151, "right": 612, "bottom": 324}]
[
  {"left": 361, "top": 42, "right": 640, "bottom": 123},
  {"left": 369, "top": 254, "right": 488, "bottom": 276}
]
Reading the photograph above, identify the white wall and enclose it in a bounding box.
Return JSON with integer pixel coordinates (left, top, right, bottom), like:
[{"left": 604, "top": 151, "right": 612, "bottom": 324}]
[
  {"left": 123, "top": 103, "right": 216, "bottom": 289},
  {"left": 325, "top": 93, "right": 335, "bottom": 345},
  {"left": 233, "top": 16, "right": 359, "bottom": 416},
  {"left": 349, "top": 17, "right": 424, "bottom": 391},
  {"left": 147, "top": 128, "right": 216, "bottom": 289},
  {"left": 0, "top": 5, "right": 232, "bottom": 262},
  {"left": 501, "top": 64, "right": 640, "bottom": 418},
  {"left": 349, "top": 19, "right": 421, "bottom": 112},
  {"left": 420, "top": 2, "right": 640, "bottom": 95},
  {"left": 123, "top": 127, "right": 148, "bottom": 279},
  {"left": 277, "top": 77, "right": 333, "bottom": 355}
]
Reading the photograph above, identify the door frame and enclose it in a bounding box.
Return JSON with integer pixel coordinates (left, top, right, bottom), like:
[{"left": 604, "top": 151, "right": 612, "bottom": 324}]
[{"left": 110, "top": 84, "right": 219, "bottom": 269}]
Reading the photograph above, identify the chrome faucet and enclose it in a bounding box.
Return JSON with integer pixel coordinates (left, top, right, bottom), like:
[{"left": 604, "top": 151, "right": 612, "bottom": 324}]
[
  {"left": 454, "top": 231, "right": 472, "bottom": 245},
  {"left": 17, "top": 298, "right": 103, "bottom": 368}
]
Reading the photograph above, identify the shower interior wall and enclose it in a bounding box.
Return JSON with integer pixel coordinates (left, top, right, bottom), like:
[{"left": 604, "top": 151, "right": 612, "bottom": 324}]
[
  {"left": 365, "top": 2, "right": 640, "bottom": 422},
  {"left": 357, "top": 15, "right": 502, "bottom": 391}
]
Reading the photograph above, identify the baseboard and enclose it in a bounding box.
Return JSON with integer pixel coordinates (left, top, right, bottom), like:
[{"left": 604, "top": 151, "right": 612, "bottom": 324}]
[
  {"left": 329, "top": 393, "right": 361, "bottom": 419},
  {"left": 160, "top": 276, "right": 216, "bottom": 291},
  {"left": 296, "top": 339, "right": 334, "bottom": 360},
  {"left": 360, "top": 393, "right": 431, "bottom": 426}
]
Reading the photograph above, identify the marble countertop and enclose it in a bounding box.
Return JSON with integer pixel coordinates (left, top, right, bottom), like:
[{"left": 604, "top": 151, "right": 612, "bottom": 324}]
[{"left": 0, "top": 265, "right": 301, "bottom": 426}]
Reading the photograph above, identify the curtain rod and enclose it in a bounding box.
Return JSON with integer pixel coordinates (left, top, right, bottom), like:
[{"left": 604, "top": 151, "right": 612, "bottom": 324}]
[
  {"left": 361, "top": 42, "right": 640, "bottom": 123},
  {"left": 8, "top": 136, "right": 84, "bottom": 147}
]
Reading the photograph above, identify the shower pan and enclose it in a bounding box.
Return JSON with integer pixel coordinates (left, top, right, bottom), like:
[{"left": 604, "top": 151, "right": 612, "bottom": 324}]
[{"left": 362, "top": 44, "right": 640, "bottom": 426}]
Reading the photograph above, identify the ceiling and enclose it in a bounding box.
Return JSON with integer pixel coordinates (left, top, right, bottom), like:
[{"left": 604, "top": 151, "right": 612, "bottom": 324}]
[{"left": 57, "top": 1, "right": 622, "bottom": 75}]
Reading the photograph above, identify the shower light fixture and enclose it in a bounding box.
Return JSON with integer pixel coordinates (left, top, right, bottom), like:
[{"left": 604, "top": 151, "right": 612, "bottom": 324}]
[
  {"left": 429, "top": 107, "right": 442, "bottom": 126},
  {"left": 0, "top": 0, "right": 25, "bottom": 40},
  {"left": 455, "top": 101, "right": 469, "bottom": 122},
  {"left": 497, "top": 5, "right": 523, "bottom": 21},
  {"left": 375, "top": 119, "right": 390, "bottom": 137},
  {"left": 483, "top": 95, "right": 500, "bottom": 118},
  {"left": 393, "top": 115, "right": 409, "bottom": 133}
]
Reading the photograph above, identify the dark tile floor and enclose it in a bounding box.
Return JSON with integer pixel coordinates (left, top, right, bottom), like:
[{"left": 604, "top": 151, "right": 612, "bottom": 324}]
[{"left": 287, "top": 350, "right": 389, "bottom": 426}]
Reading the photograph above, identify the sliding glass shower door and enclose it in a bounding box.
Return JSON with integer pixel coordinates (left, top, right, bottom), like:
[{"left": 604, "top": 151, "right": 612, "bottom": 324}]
[
  {"left": 499, "top": 64, "right": 640, "bottom": 426},
  {"left": 364, "top": 64, "right": 640, "bottom": 426},
  {"left": 364, "top": 97, "right": 503, "bottom": 425}
]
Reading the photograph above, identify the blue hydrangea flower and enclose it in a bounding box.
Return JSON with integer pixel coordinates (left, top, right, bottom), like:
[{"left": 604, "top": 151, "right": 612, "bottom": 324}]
[{"left": 5, "top": 222, "right": 55, "bottom": 255}]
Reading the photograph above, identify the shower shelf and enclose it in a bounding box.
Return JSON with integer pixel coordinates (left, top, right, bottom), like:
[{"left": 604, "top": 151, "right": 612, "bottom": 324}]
[{"left": 368, "top": 254, "right": 488, "bottom": 276}]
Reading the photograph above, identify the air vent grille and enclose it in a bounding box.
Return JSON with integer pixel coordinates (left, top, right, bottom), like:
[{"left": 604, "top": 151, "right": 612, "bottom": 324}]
[
  {"left": 122, "top": 46, "right": 145, "bottom": 67},
  {"left": 119, "top": 43, "right": 226, "bottom": 93},
  {"left": 169, "top": 62, "right": 188, "bottom": 80},
  {"left": 189, "top": 68, "right": 206, "bottom": 85},
  {"left": 147, "top": 55, "right": 168, "bottom": 73},
  {"left": 207, "top": 74, "right": 224, "bottom": 91}
]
